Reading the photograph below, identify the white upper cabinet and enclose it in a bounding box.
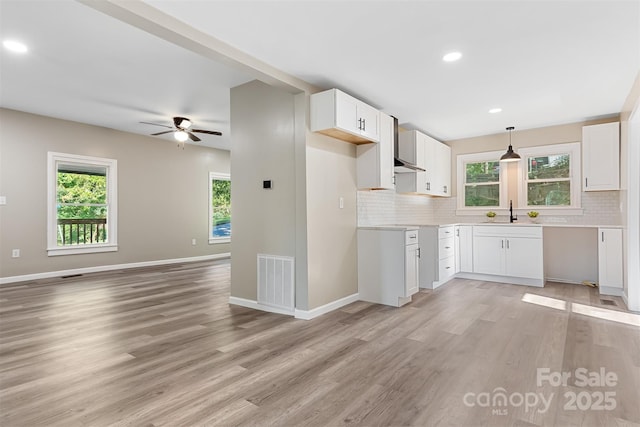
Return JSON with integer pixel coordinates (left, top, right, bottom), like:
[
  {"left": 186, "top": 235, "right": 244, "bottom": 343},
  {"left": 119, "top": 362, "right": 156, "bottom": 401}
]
[
  {"left": 426, "top": 137, "right": 451, "bottom": 197},
  {"left": 582, "top": 122, "right": 620, "bottom": 191},
  {"left": 357, "top": 112, "right": 395, "bottom": 190},
  {"left": 396, "top": 129, "right": 451, "bottom": 197},
  {"left": 395, "top": 130, "right": 427, "bottom": 194},
  {"left": 311, "top": 88, "right": 380, "bottom": 144}
]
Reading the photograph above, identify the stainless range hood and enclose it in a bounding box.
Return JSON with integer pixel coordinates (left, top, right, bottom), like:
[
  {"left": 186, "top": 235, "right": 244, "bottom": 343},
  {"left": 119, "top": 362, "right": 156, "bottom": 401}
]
[{"left": 392, "top": 116, "right": 425, "bottom": 173}]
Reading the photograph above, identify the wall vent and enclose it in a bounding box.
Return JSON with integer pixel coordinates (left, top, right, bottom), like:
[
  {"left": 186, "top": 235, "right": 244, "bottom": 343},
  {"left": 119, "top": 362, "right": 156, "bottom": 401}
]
[{"left": 257, "top": 254, "right": 294, "bottom": 313}]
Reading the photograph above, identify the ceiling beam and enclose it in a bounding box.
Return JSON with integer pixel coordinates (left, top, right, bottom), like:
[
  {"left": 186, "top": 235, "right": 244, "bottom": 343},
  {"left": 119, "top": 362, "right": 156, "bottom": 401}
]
[{"left": 76, "top": 0, "right": 319, "bottom": 95}]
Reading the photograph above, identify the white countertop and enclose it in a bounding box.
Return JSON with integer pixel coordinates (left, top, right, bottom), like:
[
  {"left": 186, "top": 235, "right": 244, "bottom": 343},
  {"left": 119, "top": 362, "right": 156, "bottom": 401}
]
[
  {"left": 358, "top": 225, "right": 419, "bottom": 231},
  {"left": 371, "top": 222, "right": 623, "bottom": 229}
]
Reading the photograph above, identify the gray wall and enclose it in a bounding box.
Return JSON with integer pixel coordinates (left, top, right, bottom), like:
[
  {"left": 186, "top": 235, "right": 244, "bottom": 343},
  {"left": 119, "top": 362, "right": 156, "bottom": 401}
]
[
  {"left": 230, "top": 81, "right": 300, "bottom": 301},
  {"left": 305, "top": 131, "right": 358, "bottom": 309},
  {"left": 229, "top": 82, "right": 358, "bottom": 310},
  {"left": 0, "top": 108, "right": 230, "bottom": 279}
]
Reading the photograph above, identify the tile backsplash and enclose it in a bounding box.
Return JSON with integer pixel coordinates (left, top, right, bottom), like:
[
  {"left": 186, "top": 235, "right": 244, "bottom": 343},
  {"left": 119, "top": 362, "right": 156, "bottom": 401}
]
[{"left": 358, "top": 190, "right": 621, "bottom": 226}]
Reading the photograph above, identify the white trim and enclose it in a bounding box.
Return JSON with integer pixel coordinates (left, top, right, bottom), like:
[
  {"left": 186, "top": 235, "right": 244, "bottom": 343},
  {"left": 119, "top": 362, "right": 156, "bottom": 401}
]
[
  {"left": 294, "top": 293, "right": 360, "bottom": 320},
  {"left": 456, "top": 150, "right": 508, "bottom": 211},
  {"left": 516, "top": 142, "right": 581, "bottom": 210},
  {"left": 209, "top": 171, "right": 231, "bottom": 244},
  {"left": 455, "top": 272, "right": 544, "bottom": 287},
  {"left": 599, "top": 286, "right": 624, "bottom": 297},
  {"left": 47, "top": 244, "right": 118, "bottom": 256},
  {"left": 209, "top": 237, "right": 231, "bottom": 245},
  {"left": 228, "top": 293, "right": 360, "bottom": 320},
  {"left": 228, "top": 296, "right": 294, "bottom": 316},
  {"left": 0, "top": 253, "right": 230, "bottom": 285},
  {"left": 48, "top": 152, "right": 118, "bottom": 255}
]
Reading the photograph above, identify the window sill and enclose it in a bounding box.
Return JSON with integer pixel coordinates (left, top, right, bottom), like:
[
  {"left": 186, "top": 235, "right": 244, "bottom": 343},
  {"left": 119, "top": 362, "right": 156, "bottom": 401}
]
[
  {"left": 209, "top": 238, "right": 230, "bottom": 245},
  {"left": 48, "top": 244, "right": 118, "bottom": 257},
  {"left": 456, "top": 207, "right": 584, "bottom": 216}
]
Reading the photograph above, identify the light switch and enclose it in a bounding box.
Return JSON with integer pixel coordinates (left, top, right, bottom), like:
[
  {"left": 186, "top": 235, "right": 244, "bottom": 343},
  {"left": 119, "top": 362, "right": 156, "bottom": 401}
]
[
  {"left": 339, "top": 197, "right": 344, "bottom": 209},
  {"left": 0, "top": 196, "right": 6, "bottom": 205}
]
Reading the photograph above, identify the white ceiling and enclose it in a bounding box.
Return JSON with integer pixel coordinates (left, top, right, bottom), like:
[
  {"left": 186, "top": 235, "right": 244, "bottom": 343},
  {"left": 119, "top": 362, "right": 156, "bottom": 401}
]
[{"left": 1, "top": 1, "right": 639, "bottom": 149}]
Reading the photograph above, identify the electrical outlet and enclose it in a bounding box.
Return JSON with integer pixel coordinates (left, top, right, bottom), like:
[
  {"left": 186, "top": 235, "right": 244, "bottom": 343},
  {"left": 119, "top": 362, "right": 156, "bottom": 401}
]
[
  {"left": 11, "top": 249, "right": 20, "bottom": 258},
  {"left": 191, "top": 238, "right": 196, "bottom": 246},
  {"left": 0, "top": 196, "right": 6, "bottom": 205}
]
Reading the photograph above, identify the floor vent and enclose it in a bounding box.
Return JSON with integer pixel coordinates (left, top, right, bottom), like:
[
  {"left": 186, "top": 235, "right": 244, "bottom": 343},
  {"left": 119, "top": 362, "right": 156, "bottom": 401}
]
[
  {"left": 257, "top": 254, "right": 294, "bottom": 312},
  {"left": 61, "top": 274, "right": 83, "bottom": 279},
  {"left": 600, "top": 299, "right": 616, "bottom": 306}
]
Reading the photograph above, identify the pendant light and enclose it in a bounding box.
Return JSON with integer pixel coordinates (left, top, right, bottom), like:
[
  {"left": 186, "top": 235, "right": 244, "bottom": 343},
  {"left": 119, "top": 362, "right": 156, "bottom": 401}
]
[{"left": 500, "top": 126, "right": 521, "bottom": 162}]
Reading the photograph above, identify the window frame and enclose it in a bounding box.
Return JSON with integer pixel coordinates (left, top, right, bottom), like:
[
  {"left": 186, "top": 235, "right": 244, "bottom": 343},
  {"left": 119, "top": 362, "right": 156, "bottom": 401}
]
[
  {"left": 209, "top": 172, "right": 231, "bottom": 245},
  {"left": 456, "top": 150, "right": 509, "bottom": 213},
  {"left": 47, "top": 152, "right": 118, "bottom": 256},
  {"left": 516, "top": 142, "right": 582, "bottom": 213}
]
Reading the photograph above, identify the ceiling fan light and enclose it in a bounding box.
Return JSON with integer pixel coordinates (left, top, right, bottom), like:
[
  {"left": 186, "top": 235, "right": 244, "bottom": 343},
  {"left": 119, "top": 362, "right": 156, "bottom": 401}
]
[
  {"left": 174, "top": 130, "right": 189, "bottom": 142},
  {"left": 178, "top": 118, "right": 192, "bottom": 129}
]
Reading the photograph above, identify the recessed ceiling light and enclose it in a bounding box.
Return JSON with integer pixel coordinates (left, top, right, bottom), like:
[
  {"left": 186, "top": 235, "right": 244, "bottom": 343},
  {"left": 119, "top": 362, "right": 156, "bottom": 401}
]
[
  {"left": 442, "top": 51, "right": 462, "bottom": 62},
  {"left": 3, "top": 40, "right": 28, "bottom": 53},
  {"left": 489, "top": 108, "right": 503, "bottom": 114}
]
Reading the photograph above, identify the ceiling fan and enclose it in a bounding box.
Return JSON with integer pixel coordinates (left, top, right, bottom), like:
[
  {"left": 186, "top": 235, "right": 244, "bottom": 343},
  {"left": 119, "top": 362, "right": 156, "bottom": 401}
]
[{"left": 141, "top": 116, "right": 222, "bottom": 144}]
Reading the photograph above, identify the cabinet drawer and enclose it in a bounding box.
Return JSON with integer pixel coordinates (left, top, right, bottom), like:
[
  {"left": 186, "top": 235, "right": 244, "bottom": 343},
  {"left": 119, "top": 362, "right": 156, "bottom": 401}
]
[
  {"left": 439, "top": 255, "right": 455, "bottom": 280},
  {"left": 405, "top": 230, "right": 419, "bottom": 244},
  {"left": 439, "top": 236, "right": 455, "bottom": 259},
  {"left": 438, "top": 226, "right": 455, "bottom": 239},
  {"left": 473, "top": 225, "right": 542, "bottom": 238}
]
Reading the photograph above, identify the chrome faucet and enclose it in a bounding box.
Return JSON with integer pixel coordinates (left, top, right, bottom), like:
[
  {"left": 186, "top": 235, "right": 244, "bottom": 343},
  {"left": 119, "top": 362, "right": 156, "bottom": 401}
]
[{"left": 510, "top": 200, "right": 518, "bottom": 223}]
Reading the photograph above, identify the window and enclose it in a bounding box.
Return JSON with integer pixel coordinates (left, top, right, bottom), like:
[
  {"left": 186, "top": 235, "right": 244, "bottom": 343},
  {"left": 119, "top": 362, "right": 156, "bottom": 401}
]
[
  {"left": 48, "top": 152, "right": 117, "bottom": 256},
  {"left": 517, "top": 143, "right": 581, "bottom": 210},
  {"left": 457, "top": 151, "right": 508, "bottom": 211},
  {"left": 209, "top": 172, "right": 231, "bottom": 244}
]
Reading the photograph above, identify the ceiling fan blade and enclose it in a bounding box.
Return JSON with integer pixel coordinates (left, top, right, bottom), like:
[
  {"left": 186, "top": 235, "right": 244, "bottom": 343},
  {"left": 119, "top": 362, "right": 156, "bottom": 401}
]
[
  {"left": 140, "top": 121, "right": 173, "bottom": 129},
  {"left": 187, "top": 132, "right": 201, "bottom": 142},
  {"left": 192, "top": 129, "right": 223, "bottom": 136},
  {"left": 151, "top": 130, "right": 174, "bottom": 136}
]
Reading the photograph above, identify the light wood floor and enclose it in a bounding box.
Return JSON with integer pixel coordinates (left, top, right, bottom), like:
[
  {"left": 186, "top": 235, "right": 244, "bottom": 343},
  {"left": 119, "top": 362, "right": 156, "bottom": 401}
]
[{"left": 1, "top": 259, "right": 638, "bottom": 427}]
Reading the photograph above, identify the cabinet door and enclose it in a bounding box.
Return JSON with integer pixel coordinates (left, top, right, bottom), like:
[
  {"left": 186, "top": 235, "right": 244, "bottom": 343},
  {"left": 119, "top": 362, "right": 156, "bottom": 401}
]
[
  {"left": 423, "top": 135, "right": 436, "bottom": 194},
  {"left": 473, "top": 235, "right": 504, "bottom": 275},
  {"left": 334, "top": 90, "right": 360, "bottom": 135},
  {"left": 357, "top": 102, "right": 380, "bottom": 142},
  {"left": 598, "top": 228, "right": 623, "bottom": 289},
  {"left": 437, "top": 143, "right": 452, "bottom": 196},
  {"left": 405, "top": 243, "right": 419, "bottom": 296},
  {"left": 457, "top": 226, "right": 473, "bottom": 273},
  {"left": 583, "top": 122, "right": 620, "bottom": 191},
  {"left": 357, "top": 113, "right": 394, "bottom": 189},
  {"left": 505, "top": 237, "right": 543, "bottom": 279}
]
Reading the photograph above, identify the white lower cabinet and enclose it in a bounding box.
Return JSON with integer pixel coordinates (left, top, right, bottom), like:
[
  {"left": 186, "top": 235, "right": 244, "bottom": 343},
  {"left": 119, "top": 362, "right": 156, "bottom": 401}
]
[
  {"left": 358, "top": 228, "right": 419, "bottom": 307},
  {"left": 456, "top": 225, "right": 473, "bottom": 273},
  {"left": 471, "top": 226, "right": 544, "bottom": 286},
  {"left": 598, "top": 228, "right": 623, "bottom": 295},
  {"left": 418, "top": 225, "right": 456, "bottom": 289}
]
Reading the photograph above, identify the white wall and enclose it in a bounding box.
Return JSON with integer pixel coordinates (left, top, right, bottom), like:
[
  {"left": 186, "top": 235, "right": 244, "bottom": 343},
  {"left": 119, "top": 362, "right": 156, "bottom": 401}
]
[{"left": 0, "top": 108, "right": 230, "bottom": 280}]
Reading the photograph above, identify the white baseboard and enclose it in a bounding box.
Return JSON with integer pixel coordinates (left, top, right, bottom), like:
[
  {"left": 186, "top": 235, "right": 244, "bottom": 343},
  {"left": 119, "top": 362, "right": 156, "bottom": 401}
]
[
  {"left": 544, "top": 277, "right": 584, "bottom": 285},
  {"left": 294, "top": 293, "right": 359, "bottom": 320},
  {"left": 229, "top": 293, "right": 360, "bottom": 320},
  {"left": 455, "top": 272, "right": 544, "bottom": 287},
  {"left": 599, "top": 286, "right": 624, "bottom": 297},
  {"left": 0, "top": 253, "right": 231, "bottom": 285},
  {"left": 228, "top": 296, "right": 294, "bottom": 316}
]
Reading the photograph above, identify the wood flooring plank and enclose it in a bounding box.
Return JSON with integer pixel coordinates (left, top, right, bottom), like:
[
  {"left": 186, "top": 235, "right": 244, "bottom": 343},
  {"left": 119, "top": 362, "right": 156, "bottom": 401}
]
[{"left": 1, "top": 262, "right": 638, "bottom": 426}]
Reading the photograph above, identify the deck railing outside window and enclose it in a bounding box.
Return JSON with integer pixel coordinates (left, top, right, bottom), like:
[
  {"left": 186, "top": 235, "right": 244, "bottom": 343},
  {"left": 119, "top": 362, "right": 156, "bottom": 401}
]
[{"left": 57, "top": 218, "right": 107, "bottom": 245}]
